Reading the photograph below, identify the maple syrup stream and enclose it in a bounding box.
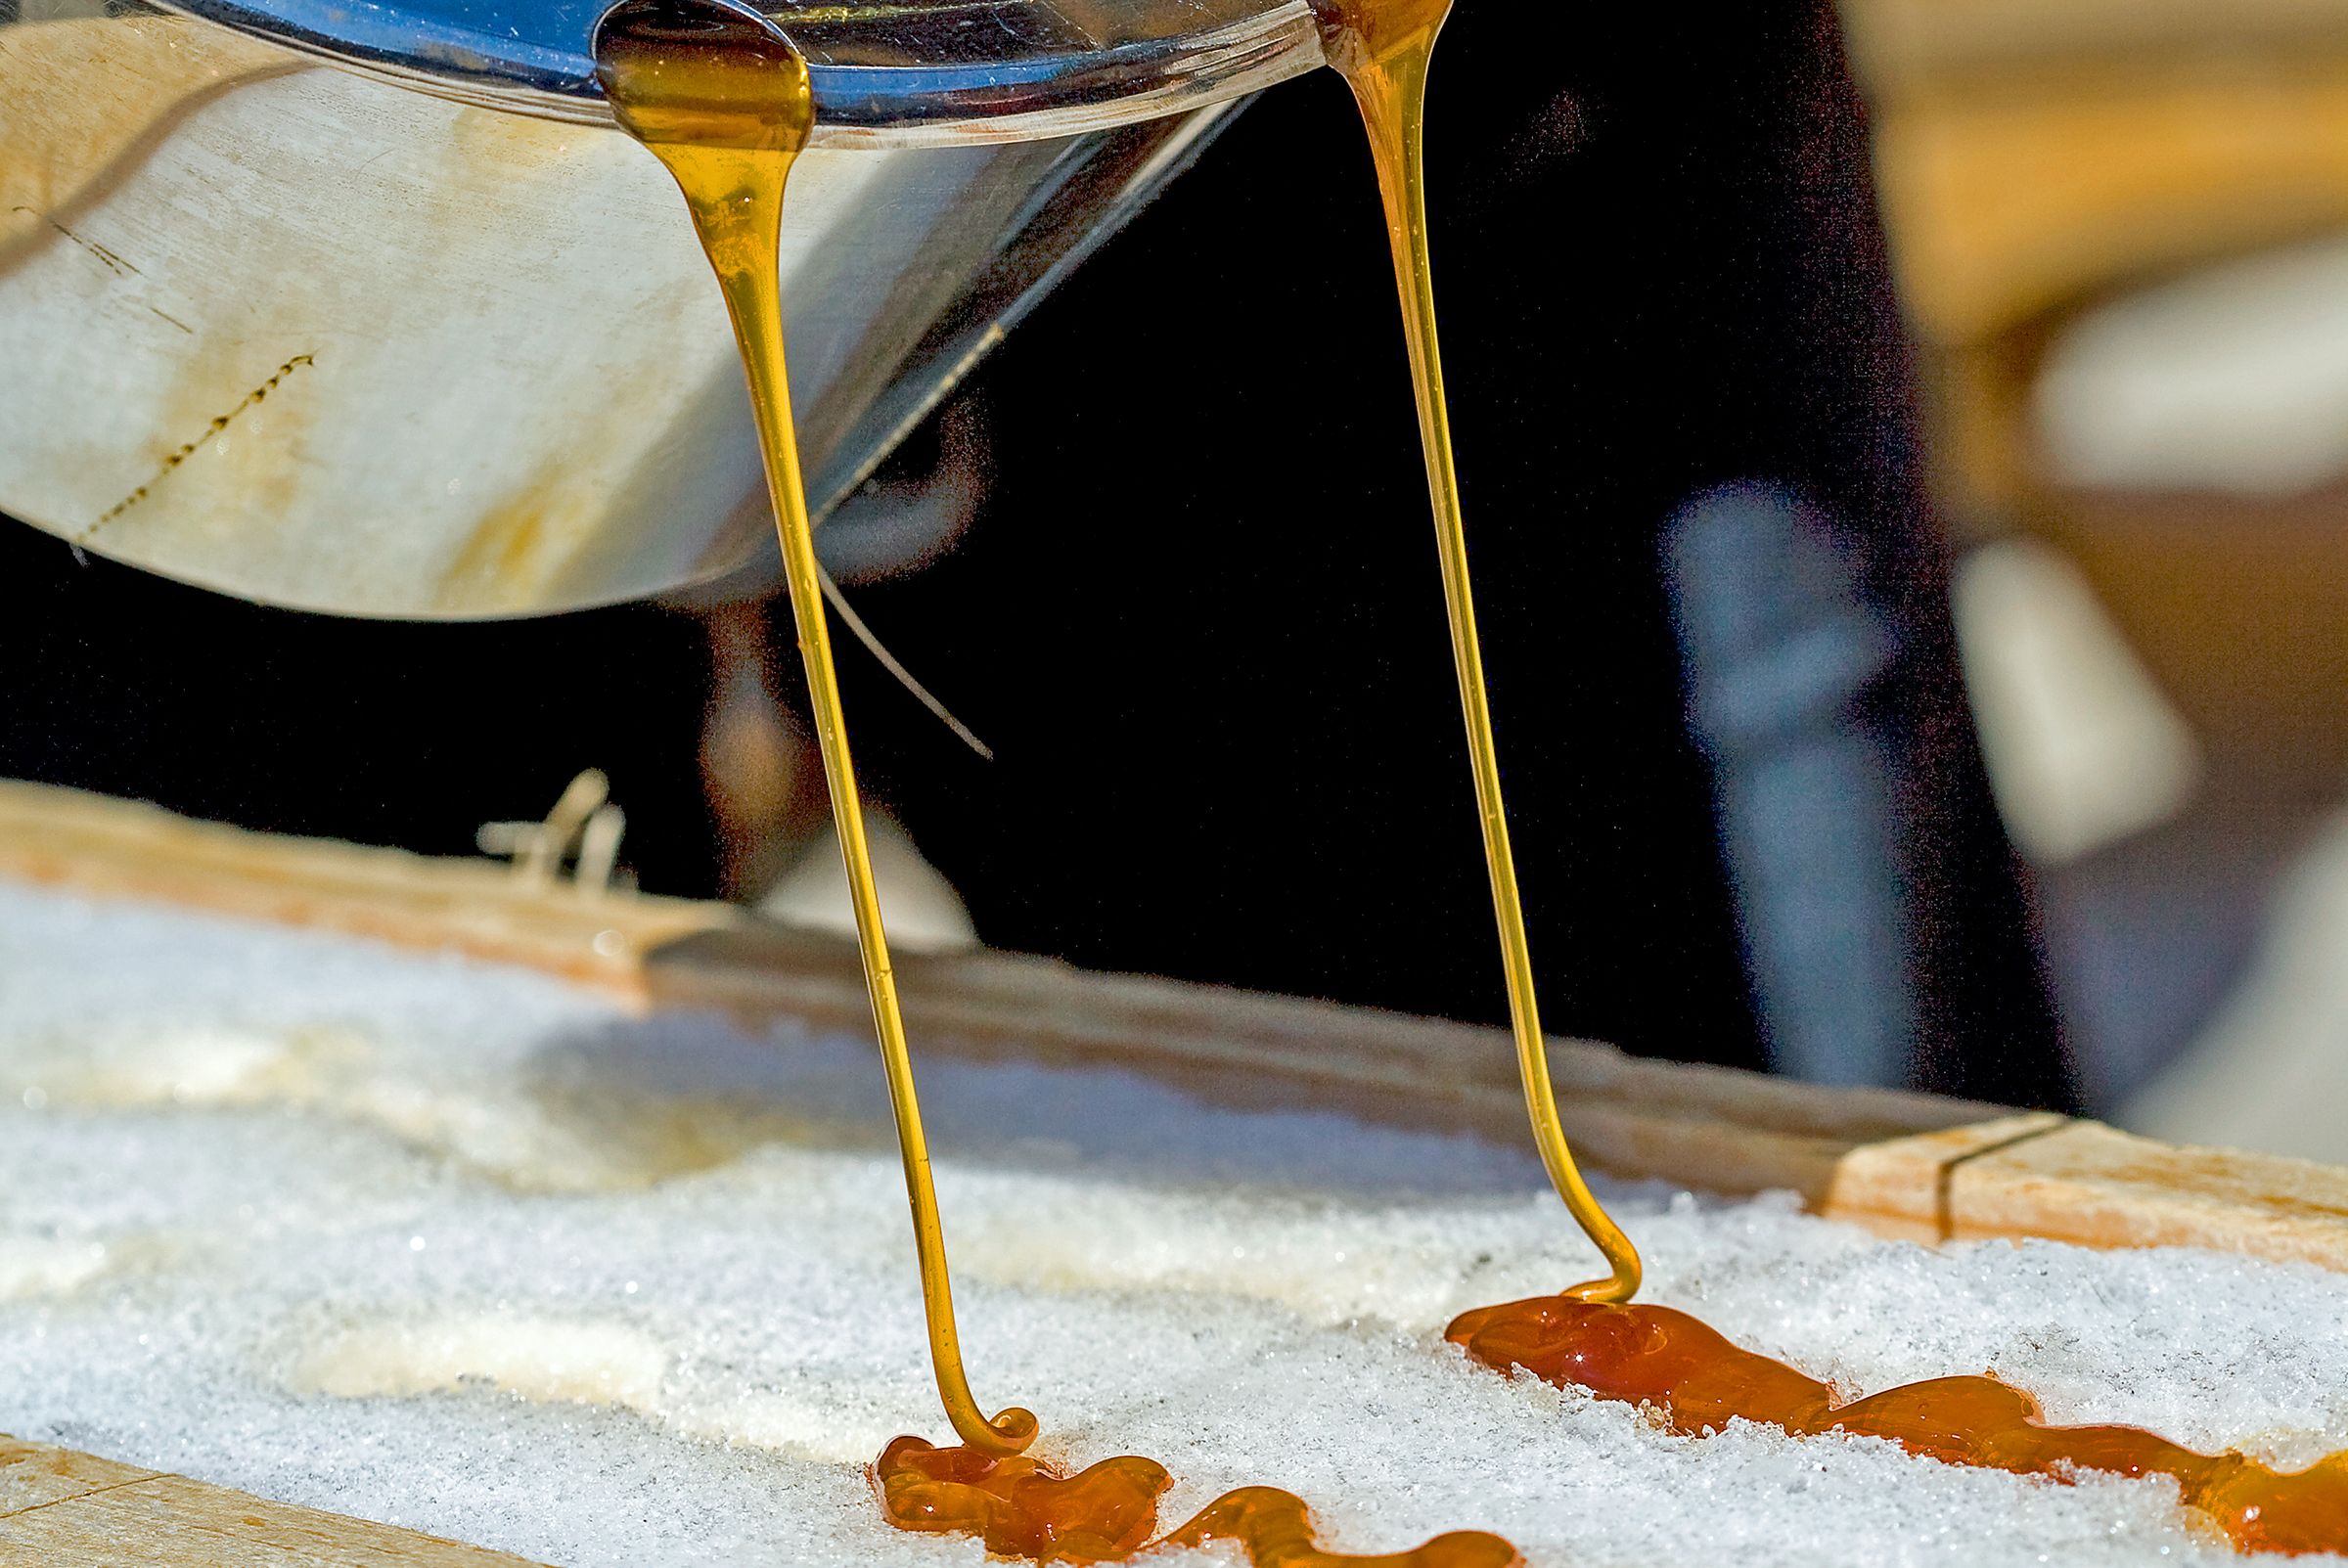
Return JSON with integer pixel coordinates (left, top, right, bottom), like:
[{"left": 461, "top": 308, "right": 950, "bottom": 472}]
[
  {"left": 594, "top": 0, "right": 1034, "bottom": 1461},
  {"left": 1314, "top": 0, "right": 1640, "bottom": 1305}
]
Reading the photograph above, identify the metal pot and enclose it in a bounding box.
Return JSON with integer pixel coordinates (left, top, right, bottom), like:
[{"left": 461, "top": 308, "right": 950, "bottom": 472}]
[{"left": 0, "top": 0, "right": 1321, "bottom": 616}]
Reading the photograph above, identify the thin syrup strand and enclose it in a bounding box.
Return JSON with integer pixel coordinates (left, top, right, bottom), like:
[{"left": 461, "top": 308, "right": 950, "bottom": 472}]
[
  {"left": 817, "top": 564, "right": 995, "bottom": 760},
  {"left": 595, "top": 0, "right": 1035, "bottom": 1454},
  {"left": 1320, "top": 0, "right": 1641, "bottom": 1302}
]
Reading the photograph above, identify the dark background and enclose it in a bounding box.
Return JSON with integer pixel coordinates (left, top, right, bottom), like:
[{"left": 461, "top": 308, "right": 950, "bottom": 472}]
[{"left": 0, "top": 0, "right": 2075, "bottom": 1108}]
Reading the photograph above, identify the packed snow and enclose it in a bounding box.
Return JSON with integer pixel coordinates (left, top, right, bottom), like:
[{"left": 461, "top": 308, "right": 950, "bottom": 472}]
[{"left": 1, "top": 881, "right": 2343, "bottom": 1565}]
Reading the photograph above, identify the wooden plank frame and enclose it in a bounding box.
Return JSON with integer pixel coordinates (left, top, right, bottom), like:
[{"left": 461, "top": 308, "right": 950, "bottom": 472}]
[
  {"left": 8, "top": 779, "right": 2345, "bottom": 1267},
  {"left": 0, "top": 1436, "right": 541, "bottom": 1564}
]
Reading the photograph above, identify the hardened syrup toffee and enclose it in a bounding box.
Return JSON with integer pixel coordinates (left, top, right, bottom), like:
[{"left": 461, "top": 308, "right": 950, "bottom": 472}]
[
  {"left": 1447, "top": 1295, "right": 2348, "bottom": 1555},
  {"left": 878, "top": 1438, "right": 1518, "bottom": 1567}
]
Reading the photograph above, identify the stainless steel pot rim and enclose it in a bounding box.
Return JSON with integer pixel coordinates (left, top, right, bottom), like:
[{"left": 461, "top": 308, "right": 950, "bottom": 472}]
[{"left": 149, "top": 0, "right": 1326, "bottom": 143}]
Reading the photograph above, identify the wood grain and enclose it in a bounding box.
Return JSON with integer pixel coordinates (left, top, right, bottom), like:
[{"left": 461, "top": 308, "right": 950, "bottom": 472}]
[
  {"left": 0, "top": 1437, "right": 542, "bottom": 1566},
  {"left": 0, "top": 781, "right": 726, "bottom": 997}
]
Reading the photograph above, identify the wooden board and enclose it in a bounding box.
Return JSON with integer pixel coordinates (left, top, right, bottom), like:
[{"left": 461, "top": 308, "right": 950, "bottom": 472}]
[
  {"left": 1871, "top": 61, "right": 2348, "bottom": 348},
  {"left": 0, "top": 780, "right": 729, "bottom": 996},
  {"left": 0, "top": 1437, "right": 542, "bottom": 1565},
  {"left": 1836, "top": 0, "right": 2348, "bottom": 532},
  {"left": 1839, "top": 0, "right": 2348, "bottom": 348},
  {"left": 6, "top": 779, "right": 2346, "bottom": 1268}
]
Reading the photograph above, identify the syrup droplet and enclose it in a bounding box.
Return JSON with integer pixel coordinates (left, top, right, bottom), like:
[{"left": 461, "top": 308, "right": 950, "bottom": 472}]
[{"left": 1448, "top": 1296, "right": 2348, "bottom": 1555}]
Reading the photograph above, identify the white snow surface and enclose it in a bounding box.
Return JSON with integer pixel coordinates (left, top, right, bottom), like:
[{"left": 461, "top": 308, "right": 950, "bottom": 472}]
[{"left": 0, "top": 880, "right": 2343, "bottom": 1566}]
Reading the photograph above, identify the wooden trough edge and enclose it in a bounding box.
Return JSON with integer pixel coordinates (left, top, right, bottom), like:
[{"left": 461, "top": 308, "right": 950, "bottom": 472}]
[
  {"left": 0, "top": 1435, "right": 544, "bottom": 1565},
  {"left": 5, "top": 777, "right": 2346, "bottom": 1277}
]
